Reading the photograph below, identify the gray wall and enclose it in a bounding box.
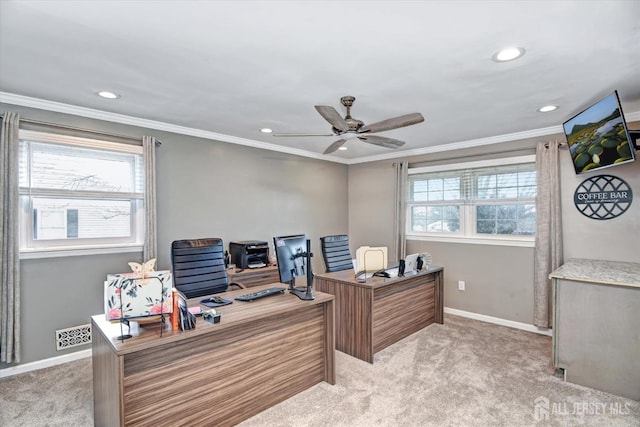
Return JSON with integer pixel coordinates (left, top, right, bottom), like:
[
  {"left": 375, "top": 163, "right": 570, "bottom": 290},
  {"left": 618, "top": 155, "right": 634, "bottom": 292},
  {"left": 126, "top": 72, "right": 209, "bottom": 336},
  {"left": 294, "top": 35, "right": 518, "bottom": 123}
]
[
  {"left": 155, "top": 133, "right": 349, "bottom": 271},
  {"left": 348, "top": 160, "right": 397, "bottom": 254},
  {"left": 2, "top": 103, "right": 348, "bottom": 364},
  {"left": 406, "top": 241, "right": 534, "bottom": 322},
  {"left": 559, "top": 133, "right": 640, "bottom": 263}
]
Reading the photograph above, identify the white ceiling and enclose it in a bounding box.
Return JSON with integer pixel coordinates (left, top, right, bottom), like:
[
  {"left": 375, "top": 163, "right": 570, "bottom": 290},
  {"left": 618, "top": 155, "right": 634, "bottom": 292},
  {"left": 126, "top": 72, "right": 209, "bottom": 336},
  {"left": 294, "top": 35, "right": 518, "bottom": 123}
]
[{"left": 1, "top": 0, "right": 639, "bottom": 164}]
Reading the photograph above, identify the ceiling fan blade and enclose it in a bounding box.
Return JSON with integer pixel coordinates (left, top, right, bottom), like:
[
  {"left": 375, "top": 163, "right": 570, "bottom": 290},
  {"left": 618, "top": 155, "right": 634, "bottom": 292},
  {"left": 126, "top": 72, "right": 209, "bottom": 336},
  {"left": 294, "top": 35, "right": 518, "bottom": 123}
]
[
  {"left": 323, "top": 138, "right": 348, "bottom": 154},
  {"left": 359, "top": 112, "right": 424, "bottom": 134},
  {"left": 357, "top": 135, "right": 406, "bottom": 149},
  {"left": 315, "top": 105, "right": 350, "bottom": 132},
  {"left": 272, "top": 132, "right": 334, "bottom": 137}
]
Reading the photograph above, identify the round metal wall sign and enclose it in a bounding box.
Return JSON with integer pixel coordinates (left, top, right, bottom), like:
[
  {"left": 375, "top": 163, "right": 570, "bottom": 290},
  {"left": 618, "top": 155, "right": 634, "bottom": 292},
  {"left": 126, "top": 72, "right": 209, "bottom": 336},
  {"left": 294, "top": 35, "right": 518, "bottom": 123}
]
[{"left": 573, "top": 174, "right": 633, "bottom": 220}]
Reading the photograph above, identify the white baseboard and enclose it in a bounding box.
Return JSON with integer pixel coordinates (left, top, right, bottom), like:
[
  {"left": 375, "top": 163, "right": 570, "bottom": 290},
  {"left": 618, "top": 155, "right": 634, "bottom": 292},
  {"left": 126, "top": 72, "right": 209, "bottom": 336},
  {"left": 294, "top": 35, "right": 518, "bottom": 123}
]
[
  {"left": 0, "top": 349, "right": 92, "bottom": 379},
  {"left": 444, "top": 307, "right": 552, "bottom": 336}
]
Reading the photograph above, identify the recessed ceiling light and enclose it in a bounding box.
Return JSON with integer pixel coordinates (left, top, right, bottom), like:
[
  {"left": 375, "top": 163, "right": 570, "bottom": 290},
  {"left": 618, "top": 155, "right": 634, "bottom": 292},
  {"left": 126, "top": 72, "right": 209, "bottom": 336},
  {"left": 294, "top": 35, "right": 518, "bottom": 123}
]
[
  {"left": 97, "top": 91, "right": 119, "bottom": 99},
  {"left": 338, "top": 146, "right": 347, "bottom": 151},
  {"left": 538, "top": 105, "right": 558, "bottom": 113},
  {"left": 260, "top": 128, "right": 273, "bottom": 133},
  {"left": 492, "top": 47, "right": 526, "bottom": 62}
]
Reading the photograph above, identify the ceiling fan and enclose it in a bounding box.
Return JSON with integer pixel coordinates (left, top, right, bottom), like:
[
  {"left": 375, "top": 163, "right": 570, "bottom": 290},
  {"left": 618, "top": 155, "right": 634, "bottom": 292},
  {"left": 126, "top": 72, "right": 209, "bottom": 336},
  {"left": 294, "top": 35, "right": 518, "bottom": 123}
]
[{"left": 272, "top": 96, "right": 425, "bottom": 154}]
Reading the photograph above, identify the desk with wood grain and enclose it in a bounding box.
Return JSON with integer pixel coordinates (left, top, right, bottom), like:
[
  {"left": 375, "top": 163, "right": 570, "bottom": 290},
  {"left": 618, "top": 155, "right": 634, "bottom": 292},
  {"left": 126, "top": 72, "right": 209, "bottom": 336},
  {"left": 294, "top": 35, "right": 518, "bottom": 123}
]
[
  {"left": 314, "top": 266, "right": 443, "bottom": 363},
  {"left": 91, "top": 284, "right": 335, "bottom": 427}
]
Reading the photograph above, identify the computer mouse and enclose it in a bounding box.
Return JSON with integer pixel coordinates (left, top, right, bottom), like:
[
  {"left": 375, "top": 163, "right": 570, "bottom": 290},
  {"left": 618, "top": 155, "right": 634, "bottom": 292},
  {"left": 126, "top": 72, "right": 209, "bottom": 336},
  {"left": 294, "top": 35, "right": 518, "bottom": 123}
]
[{"left": 206, "top": 296, "right": 224, "bottom": 304}]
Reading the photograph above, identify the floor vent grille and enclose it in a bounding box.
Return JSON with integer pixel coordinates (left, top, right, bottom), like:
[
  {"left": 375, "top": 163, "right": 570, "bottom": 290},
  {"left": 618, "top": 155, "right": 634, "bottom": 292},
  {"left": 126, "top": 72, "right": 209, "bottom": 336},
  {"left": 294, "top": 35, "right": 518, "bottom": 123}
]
[{"left": 56, "top": 324, "right": 92, "bottom": 350}]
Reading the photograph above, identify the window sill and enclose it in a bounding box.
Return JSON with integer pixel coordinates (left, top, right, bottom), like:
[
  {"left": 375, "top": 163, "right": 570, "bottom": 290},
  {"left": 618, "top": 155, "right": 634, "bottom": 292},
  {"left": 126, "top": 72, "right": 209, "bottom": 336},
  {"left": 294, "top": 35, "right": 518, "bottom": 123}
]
[
  {"left": 20, "top": 244, "right": 143, "bottom": 260},
  {"left": 407, "top": 234, "right": 535, "bottom": 248}
]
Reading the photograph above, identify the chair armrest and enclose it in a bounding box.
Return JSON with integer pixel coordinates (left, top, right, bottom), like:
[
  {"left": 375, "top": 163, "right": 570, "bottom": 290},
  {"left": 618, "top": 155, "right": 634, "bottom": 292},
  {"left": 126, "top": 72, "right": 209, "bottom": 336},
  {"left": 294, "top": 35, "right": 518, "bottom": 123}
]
[{"left": 229, "top": 282, "right": 246, "bottom": 290}]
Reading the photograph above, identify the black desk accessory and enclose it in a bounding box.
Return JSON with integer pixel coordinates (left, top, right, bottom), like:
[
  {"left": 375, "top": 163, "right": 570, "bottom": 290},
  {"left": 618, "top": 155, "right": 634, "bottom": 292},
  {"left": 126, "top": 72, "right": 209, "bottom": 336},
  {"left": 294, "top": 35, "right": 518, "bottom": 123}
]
[
  {"left": 116, "top": 318, "right": 133, "bottom": 341},
  {"left": 398, "top": 259, "right": 406, "bottom": 277},
  {"left": 373, "top": 270, "right": 391, "bottom": 278},
  {"left": 177, "top": 291, "right": 196, "bottom": 330},
  {"left": 200, "top": 296, "right": 233, "bottom": 308}
]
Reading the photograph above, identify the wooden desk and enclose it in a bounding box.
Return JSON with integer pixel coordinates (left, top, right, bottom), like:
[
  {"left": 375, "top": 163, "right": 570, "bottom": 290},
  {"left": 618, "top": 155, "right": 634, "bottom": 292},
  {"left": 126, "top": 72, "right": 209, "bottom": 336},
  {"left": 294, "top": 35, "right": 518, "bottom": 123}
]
[
  {"left": 228, "top": 265, "right": 280, "bottom": 288},
  {"left": 92, "top": 284, "right": 335, "bottom": 426},
  {"left": 315, "top": 266, "right": 443, "bottom": 363}
]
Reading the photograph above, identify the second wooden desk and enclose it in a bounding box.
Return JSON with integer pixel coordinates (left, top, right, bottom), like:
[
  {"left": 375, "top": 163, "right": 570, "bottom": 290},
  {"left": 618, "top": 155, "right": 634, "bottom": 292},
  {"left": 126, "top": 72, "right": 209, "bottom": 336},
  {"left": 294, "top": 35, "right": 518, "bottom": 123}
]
[{"left": 315, "top": 266, "right": 443, "bottom": 363}]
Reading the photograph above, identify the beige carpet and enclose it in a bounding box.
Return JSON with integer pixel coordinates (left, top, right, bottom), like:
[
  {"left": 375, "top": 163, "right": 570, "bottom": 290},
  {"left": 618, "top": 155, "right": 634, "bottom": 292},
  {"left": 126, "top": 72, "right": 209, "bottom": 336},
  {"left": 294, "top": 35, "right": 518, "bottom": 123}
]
[{"left": 1, "top": 314, "right": 638, "bottom": 426}]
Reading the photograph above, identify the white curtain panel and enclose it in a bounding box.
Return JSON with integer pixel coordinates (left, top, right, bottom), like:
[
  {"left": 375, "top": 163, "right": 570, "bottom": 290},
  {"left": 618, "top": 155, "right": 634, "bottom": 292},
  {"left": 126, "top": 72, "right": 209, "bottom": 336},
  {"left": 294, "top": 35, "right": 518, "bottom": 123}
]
[
  {"left": 143, "top": 136, "right": 157, "bottom": 261},
  {"left": 0, "top": 112, "right": 21, "bottom": 363},
  {"left": 533, "top": 141, "right": 563, "bottom": 328},
  {"left": 393, "top": 160, "right": 408, "bottom": 262}
]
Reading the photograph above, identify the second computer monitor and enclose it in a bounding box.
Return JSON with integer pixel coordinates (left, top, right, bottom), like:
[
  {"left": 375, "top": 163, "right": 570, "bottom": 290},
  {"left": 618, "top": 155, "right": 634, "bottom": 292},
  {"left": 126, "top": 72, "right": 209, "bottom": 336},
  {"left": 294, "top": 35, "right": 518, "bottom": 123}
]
[{"left": 273, "top": 234, "right": 311, "bottom": 286}]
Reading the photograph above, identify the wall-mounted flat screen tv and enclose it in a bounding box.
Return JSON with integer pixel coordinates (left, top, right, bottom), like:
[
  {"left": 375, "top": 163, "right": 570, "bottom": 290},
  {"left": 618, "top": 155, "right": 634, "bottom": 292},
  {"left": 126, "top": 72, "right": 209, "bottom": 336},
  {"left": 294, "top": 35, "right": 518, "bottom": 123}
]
[{"left": 563, "top": 91, "right": 636, "bottom": 174}]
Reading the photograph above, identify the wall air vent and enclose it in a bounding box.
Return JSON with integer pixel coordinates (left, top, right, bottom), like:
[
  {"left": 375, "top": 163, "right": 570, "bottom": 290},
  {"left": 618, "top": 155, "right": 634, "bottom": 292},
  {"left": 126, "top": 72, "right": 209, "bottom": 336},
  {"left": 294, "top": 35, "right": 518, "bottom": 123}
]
[{"left": 56, "top": 324, "right": 92, "bottom": 350}]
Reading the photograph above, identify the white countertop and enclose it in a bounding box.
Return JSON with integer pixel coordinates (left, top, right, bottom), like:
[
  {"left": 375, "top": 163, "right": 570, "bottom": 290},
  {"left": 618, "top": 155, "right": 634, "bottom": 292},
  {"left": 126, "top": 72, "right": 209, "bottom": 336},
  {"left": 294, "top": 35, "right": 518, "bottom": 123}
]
[{"left": 549, "top": 258, "right": 640, "bottom": 288}]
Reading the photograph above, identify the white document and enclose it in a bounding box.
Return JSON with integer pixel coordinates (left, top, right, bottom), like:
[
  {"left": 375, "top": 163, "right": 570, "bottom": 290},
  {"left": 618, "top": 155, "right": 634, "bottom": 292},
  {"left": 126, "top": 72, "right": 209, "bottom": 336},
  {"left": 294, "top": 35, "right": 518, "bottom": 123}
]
[
  {"left": 355, "top": 246, "right": 388, "bottom": 273},
  {"left": 404, "top": 253, "right": 420, "bottom": 274}
]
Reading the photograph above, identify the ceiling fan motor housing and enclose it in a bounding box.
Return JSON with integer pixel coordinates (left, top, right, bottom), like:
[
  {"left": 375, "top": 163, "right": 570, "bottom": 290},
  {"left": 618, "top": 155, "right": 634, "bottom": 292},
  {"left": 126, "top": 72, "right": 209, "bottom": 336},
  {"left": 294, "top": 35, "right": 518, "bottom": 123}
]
[{"left": 339, "top": 96, "right": 364, "bottom": 132}]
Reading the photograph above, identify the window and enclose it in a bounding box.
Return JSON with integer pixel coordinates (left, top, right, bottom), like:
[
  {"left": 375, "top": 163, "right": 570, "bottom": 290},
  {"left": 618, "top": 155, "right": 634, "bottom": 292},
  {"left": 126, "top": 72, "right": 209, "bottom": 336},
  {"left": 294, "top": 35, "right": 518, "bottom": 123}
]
[
  {"left": 407, "top": 156, "right": 536, "bottom": 245},
  {"left": 19, "top": 130, "right": 145, "bottom": 255}
]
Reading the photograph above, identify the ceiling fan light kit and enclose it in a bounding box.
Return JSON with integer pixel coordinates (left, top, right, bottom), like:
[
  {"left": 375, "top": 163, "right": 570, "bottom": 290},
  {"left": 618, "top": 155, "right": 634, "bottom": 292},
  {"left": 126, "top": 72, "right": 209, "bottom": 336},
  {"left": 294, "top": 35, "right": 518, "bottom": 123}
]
[{"left": 274, "top": 95, "right": 425, "bottom": 154}]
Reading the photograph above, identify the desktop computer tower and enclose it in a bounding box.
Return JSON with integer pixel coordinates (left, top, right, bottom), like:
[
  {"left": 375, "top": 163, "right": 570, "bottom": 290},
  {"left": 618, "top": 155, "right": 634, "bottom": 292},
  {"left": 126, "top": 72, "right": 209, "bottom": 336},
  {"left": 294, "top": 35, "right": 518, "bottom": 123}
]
[{"left": 229, "top": 241, "right": 269, "bottom": 269}]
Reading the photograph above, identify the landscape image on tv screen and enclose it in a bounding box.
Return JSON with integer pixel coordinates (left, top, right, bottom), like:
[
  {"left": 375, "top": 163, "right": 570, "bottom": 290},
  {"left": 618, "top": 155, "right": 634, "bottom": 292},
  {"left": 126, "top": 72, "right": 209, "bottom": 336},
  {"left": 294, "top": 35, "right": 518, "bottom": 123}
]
[{"left": 563, "top": 91, "right": 636, "bottom": 174}]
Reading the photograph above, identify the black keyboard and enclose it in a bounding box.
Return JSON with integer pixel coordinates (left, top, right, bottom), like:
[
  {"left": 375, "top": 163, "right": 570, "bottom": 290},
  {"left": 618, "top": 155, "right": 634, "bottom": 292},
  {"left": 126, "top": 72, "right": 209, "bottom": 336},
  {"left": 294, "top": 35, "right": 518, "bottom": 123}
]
[{"left": 235, "top": 287, "right": 286, "bottom": 302}]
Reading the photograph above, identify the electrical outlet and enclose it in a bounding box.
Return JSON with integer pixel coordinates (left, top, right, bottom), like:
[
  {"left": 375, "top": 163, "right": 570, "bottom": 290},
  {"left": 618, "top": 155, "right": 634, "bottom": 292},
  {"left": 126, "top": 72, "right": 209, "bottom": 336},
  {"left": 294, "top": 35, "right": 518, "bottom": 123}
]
[{"left": 458, "top": 280, "right": 465, "bottom": 291}]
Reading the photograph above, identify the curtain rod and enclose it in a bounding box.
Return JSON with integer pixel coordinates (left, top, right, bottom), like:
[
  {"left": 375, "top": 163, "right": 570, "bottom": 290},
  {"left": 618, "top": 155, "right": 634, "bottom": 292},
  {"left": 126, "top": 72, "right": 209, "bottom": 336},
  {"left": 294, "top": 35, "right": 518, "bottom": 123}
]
[
  {"left": 0, "top": 113, "right": 162, "bottom": 146},
  {"left": 407, "top": 146, "right": 536, "bottom": 168},
  {"left": 405, "top": 139, "right": 571, "bottom": 168}
]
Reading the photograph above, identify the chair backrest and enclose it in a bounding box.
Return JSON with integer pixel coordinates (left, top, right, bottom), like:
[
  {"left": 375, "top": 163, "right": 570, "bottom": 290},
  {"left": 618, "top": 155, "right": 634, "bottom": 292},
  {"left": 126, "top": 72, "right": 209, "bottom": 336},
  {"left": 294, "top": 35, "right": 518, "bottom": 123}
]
[
  {"left": 171, "top": 238, "right": 229, "bottom": 298},
  {"left": 320, "top": 235, "right": 353, "bottom": 273}
]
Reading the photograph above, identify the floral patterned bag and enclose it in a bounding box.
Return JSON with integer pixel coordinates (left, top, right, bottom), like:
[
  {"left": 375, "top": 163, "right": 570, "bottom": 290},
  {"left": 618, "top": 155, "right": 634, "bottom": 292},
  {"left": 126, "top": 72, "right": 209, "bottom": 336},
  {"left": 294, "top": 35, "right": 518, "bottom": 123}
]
[{"left": 104, "top": 271, "right": 173, "bottom": 321}]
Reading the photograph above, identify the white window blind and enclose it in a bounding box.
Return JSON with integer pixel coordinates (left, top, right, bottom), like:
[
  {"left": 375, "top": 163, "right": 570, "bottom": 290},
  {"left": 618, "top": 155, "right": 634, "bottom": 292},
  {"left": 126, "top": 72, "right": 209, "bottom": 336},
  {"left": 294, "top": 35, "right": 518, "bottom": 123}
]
[
  {"left": 407, "top": 157, "right": 536, "bottom": 243},
  {"left": 18, "top": 130, "right": 145, "bottom": 253}
]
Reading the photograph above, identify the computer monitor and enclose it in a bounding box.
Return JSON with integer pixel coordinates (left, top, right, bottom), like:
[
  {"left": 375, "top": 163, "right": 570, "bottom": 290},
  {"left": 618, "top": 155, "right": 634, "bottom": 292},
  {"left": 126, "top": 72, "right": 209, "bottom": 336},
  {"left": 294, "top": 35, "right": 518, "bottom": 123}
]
[{"left": 273, "top": 234, "right": 314, "bottom": 300}]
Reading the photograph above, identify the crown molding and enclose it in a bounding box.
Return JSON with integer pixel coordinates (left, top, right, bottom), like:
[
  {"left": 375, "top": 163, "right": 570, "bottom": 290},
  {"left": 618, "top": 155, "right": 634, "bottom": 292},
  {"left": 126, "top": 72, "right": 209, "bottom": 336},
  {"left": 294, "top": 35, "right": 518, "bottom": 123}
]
[
  {"left": 3, "top": 92, "right": 638, "bottom": 166},
  {"left": 344, "top": 110, "right": 640, "bottom": 165},
  {"left": 344, "top": 125, "right": 564, "bottom": 164},
  {"left": 0, "top": 92, "right": 350, "bottom": 165}
]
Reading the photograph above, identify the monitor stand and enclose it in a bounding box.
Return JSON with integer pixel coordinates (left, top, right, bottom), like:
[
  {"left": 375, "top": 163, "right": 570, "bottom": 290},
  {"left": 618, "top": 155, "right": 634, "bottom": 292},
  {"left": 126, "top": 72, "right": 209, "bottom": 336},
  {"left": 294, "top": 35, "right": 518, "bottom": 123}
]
[
  {"left": 288, "top": 277, "right": 315, "bottom": 301},
  {"left": 288, "top": 239, "right": 315, "bottom": 300}
]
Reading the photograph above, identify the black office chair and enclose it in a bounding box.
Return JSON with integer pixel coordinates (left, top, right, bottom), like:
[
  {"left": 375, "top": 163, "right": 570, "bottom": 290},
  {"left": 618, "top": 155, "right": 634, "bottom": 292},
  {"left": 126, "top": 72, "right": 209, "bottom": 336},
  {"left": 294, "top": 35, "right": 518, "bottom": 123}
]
[
  {"left": 320, "top": 235, "right": 353, "bottom": 273},
  {"left": 171, "top": 238, "right": 245, "bottom": 299}
]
